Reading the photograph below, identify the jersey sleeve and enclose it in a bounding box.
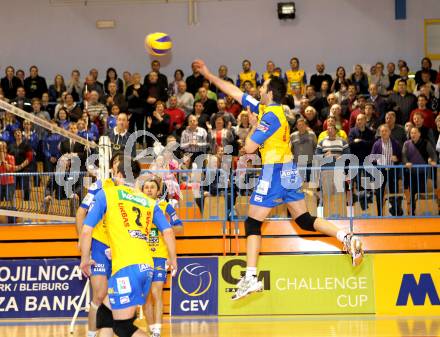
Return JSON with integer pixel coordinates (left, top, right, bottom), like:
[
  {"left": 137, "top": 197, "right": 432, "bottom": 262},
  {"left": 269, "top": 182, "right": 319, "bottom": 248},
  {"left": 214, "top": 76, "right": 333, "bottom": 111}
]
[
  {"left": 250, "top": 111, "right": 281, "bottom": 145},
  {"left": 241, "top": 93, "right": 260, "bottom": 114},
  {"left": 165, "top": 203, "right": 183, "bottom": 227},
  {"left": 153, "top": 204, "right": 172, "bottom": 232},
  {"left": 83, "top": 189, "right": 107, "bottom": 228},
  {"left": 80, "top": 182, "right": 100, "bottom": 209}
]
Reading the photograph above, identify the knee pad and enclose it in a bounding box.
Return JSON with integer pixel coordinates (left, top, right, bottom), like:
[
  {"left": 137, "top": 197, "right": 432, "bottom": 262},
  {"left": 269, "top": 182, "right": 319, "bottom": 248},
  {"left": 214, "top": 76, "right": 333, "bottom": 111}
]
[
  {"left": 245, "top": 217, "right": 263, "bottom": 237},
  {"left": 113, "top": 317, "right": 138, "bottom": 337},
  {"left": 96, "top": 304, "right": 113, "bottom": 329},
  {"left": 295, "top": 212, "right": 317, "bottom": 232}
]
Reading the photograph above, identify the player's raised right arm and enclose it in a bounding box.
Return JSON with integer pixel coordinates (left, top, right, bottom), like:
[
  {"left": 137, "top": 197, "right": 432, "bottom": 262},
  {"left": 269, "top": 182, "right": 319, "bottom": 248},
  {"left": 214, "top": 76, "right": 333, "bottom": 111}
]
[{"left": 194, "top": 59, "right": 244, "bottom": 104}]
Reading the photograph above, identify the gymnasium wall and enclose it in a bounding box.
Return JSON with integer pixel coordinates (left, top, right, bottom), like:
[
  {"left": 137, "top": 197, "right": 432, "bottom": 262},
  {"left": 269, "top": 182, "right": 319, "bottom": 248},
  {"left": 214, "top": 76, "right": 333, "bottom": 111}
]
[{"left": 0, "top": 0, "right": 438, "bottom": 81}]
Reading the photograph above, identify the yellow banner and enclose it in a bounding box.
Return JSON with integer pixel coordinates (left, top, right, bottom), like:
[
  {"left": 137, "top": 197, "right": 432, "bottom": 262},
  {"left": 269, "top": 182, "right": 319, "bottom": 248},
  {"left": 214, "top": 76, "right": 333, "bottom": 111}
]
[{"left": 374, "top": 253, "right": 440, "bottom": 315}]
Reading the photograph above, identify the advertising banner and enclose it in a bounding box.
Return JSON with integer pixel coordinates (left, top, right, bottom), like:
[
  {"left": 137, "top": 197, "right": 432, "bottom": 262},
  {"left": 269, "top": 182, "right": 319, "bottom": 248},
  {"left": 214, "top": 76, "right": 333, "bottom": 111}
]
[
  {"left": 0, "top": 259, "right": 86, "bottom": 318},
  {"left": 374, "top": 253, "right": 440, "bottom": 315},
  {"left": 218, "top": 255, "right": 375, "bottom": 315},
  {"left": 171, "top": 257, "right": 218, "bottom": 315}
]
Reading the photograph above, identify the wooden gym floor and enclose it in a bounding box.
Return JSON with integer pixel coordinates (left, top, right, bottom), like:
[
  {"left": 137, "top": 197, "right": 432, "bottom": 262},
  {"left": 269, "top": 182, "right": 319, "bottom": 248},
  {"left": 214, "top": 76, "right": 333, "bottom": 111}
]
[{"left": 1, "top": 315, "right": 439, "bottom": 337}]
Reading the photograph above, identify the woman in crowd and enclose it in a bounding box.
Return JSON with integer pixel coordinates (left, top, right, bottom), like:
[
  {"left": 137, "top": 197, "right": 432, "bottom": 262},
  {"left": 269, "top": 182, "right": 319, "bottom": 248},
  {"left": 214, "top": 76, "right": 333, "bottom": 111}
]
[
  {"left": 168, "top": 69, "right": 184, "bottom": 97},
  {"left": 49, "top": 74, "right": 66, "bottom": 102},
  {"left": 234, "top": 110, "right": 251, "bottom": 143},
  {"left": 104, "top": 67, "right": 124, "bottom": 95},
  {"left": 331, "top": 66, "right": 351, "bottom": 93},
  {"left": 208, "top": 115, "right": 235, "bottom": 154},
  {"left": 350, "top": 64, "right": 369, "bottom": 95}
]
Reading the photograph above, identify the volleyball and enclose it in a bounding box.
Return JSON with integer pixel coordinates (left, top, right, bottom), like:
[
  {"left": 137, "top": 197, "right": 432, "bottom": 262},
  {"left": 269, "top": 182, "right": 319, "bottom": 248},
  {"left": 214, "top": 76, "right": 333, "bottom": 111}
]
[{"left": 145, "top": 32, "right": 173, "bottom": 56}]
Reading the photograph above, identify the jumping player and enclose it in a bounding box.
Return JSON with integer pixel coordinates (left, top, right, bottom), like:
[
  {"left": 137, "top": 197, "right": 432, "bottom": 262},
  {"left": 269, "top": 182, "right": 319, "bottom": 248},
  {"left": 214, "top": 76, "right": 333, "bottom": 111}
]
[
  {"left": 80, "top": 158, "right": 177, "bottom": 337},
  {"left": 76, "top": 153, "right": 122, "bottom": 337},
  {"left": 194, "top": 59, "right": 363, "bottom": 300},
  {"left": 142, "top": 176, "right": 183, "bottom": 337}
]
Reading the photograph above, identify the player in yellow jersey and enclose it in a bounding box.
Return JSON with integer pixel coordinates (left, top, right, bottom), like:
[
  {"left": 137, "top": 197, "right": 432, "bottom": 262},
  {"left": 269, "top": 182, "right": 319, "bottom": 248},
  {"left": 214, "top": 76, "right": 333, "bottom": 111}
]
[
  {"left": 261, "top": 60, "right": 281, "bottom": 84},
  {"left": 194, "top": 59, "right": 363, "bottom": 301},
  {"left": 141, "top": 176, "right": 183, "bottom": 337},
  {"left": 237, "top": 59, "right": 259, "bottom": 91},
  {"left": 285, "top": 57, "right": 307, "bottom": 95},
  {"left": 76, "top": 153, "right": 122, "bottom": 337},
  {"left": 80, "top": 158, "right": 177, "bottom": 337}
]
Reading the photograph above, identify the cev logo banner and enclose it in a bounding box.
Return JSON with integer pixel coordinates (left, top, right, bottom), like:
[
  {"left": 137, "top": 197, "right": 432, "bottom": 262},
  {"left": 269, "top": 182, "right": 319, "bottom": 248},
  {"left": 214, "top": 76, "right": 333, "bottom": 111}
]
[{"left": 374, "top": 253, "right": 440, "bottom": 315}]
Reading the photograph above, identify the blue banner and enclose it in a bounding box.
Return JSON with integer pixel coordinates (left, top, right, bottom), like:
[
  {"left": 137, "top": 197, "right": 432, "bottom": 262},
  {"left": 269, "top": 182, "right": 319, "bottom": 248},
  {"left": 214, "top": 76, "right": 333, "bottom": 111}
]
[
  {"left": 0, "top": 259, "right": 87, "bottom": 318},
  {"left": 171, "top": 257, "right": 218, "bottom": 315}
]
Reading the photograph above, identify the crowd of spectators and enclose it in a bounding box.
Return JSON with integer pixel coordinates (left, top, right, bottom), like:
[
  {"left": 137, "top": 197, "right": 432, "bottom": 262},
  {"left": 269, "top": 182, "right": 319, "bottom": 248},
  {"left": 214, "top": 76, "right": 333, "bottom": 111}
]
[{"left": 0, "top": 57, "right": 439, "bottom": 214}]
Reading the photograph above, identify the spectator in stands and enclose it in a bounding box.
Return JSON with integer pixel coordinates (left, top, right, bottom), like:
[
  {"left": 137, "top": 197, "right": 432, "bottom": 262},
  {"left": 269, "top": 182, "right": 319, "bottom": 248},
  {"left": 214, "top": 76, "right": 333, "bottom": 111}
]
[
  {"left": 104, "top": 82, "right": 127, "bottom": 112},
  {"left": 350, "top": 64, "right": 369, "bottom": 95},
  {"left": 89, "top": 68, "right": 104, "bottom": 93},
  {"left": 237, "top": 59, "right": 258, "bottom": 91},
  {"left": 196, "top": 87, "right": 217, "bottom": 116},
  {"left": 16, "top": 69, "right": 25, "bottom": 86},
  {"left": 41, "top": 92, "right": 55, "bottom": 118},
  {"left": 319, "top": 80, "right": 330, "bottom": 100},
  {"left": 371, "top": 124, "right": 402, "bottom": 216},
  {"left": 126, "top": 72, "right": 147, "bottom": 135},
  {"left": 368, "top": 83, "right": 388, "bottom": 123},
  {"left": 370, "top": 62, "right": 389, "bottom": 96},
  {"left": 63, "top": 93, "right": 82, "bottom": 122},
  {"left": 56, "top": 108, "right": 70, "bottom": 130},
  {"left": 181, "top": 115, "right": 209, "bottom": 158},
  {"left": 386, "top": 62, "right": 399, "bottom": 94},
  {"left": 335, "top": 81, "right": 350, "bottom": 105},
  {"left": 234, "top": 110, "right": 251, "bottom": 143},
  {"left": 310, "top": 63, "right": 333, "bottom": 92},
  {"left": 106, "top": 104, "right": 119, "bottom": 131},
  {"left": 388, "top": 79, "right": 417, "bottom": 125},
  {"left": 22, "top": 120, "right": 39, "bottom": 155},
  {"left": 260, "top": 60, "right": 279, "bottom": 84},
  {"left": 318, "top": 116, "right": 348, "bottom": 143},
  {"left": 0, "top": 140, "right": 16, "bottom": 207},
  {"left": 393, "top": 65, "right": 415, "bottom": 93},
  {"left": 0, "top": 120, "right": 11, "bottom": 144},
  {"left": 305, "top": 85, "right": 323, "bottom": 115},
  {"left": 412, "top": 111, "right": 436, "bottom": 146},
  {"left": 403, "top": 126, "right": 437, "bottom": 215},
  {"left": 410, "top": 94, "right": 435, "bottom": 130},
  {"left": 81, "top": 112, "right": 99, "bottom": 142},
  {"left": 415, "top": 57, "right": 438, "bottom": 86},
  {"left": 210, "top": 99, "right": 236, "bottom": 126},
  {"left": 49, "top": 74, "right": 66, "bottom": 102},
  {"left": 225, "top": 95, "right": 242, "bottom": 118},
  {"left": 379, "top": 111, "right": 407, "bottom": 147},
  {"left": 83, "top": 75, "right": 104, "bottom": 100},
  {"left": 209, "top": 65, "right": 234, "bottom": 99},
  {"left": 11, "top": 87, "right": 32, "bottom": 112},
  {"left": 323, "top": 104, "right": 349, "bottom": 135},
  {"left": 85, "top": 90, "right": 107, "bottom": 134},
  {"left": 4, "top": 112, "right": 20, "bottom": 135},
  {"left": 195, "top": 79, "right": 218, "bottom": 102},
  {"left": 320, "top": 93, "right": 337, "bottom": 120},
  {"left": 146, "top": 101, "right": 170, "bottom": 147},
  {"left": 145, "top": 60, "right": 168, "bottom": 96},
  {"left": 145, "top": 71, "right": 168, "bottom": 116},
  {"left": 60, "top": 122, "right": 86, "bottom": 166},
  {"left": 54, "top": 91, "right": 68, "bottom": 118},
  {"left": 283, "top": 84, "right": 302, "bottom": 114},
  {"left": 304, "top": 106, "right": 322, "bottom": 137},
  {"left": 331, "top": 66, "right": 350, "bottom": 93},
  {"left": 31, "top": 98, "right": 51, "bottom": 140},
  {"left": 419, "top": 84, "right": 439, "bottom": 113},
  {"left": 208, "top": 115, "right": 235, "bottom": 154},
  {"left": 285, "top": 57, "right": 306, "bottom": 95},
  {"left": 108, "top": 112, "right": 136, "bottom": 158},
  {"left": 340, "top": 84, "right": 358, "bottom": 117},
  {"left": 364, "top": 103, "right": 378, "bottom": 131},
  {"left": 9, "top": 129, "right": 33, "bottom": 200},
  {"left": 77, "top": 118, "right": 91, "bottom": 141},
  {"left": 1, "top": 66, "right": 21, "bottom": 100},
  {"left": 348, "top": 95, "right": 367, "bottom": 127},
  {"left": 189, "top": 101, "right": 210, "bottom": 131},
  {"left": 66, "top": 69, "right": 83, "bottom": 102},
  {"left": 43, "top": 120, "right": 62, "bottom": 172},
  {"left": 175, "top": 80, "right": 194, "bottom": 116},
  {"left": 415, "top": 70, "right": 440, "bottom": 99},
  {"left": 122, "top": 71, "right": 132, "bottom": 95},
  {"left": 168, "top": 69, "right": 184, "bottom": 97},
  {"left": 104, "top": 67, "right": 123, "bottom": 95},
  {"left": 24, "top": 65, "right": 48, "bottom": 99},
  {"left": 291, "top": 118, "right": 317, "bottom": 179},
  {"left": 165, "top": 95, "right": 186, "bottom": 134},
  {"left": 349, "top": 113, "right": 375, "bottom": 164},
  {"left": 186, "top": 61, "right": 205, "bottom": 96}
]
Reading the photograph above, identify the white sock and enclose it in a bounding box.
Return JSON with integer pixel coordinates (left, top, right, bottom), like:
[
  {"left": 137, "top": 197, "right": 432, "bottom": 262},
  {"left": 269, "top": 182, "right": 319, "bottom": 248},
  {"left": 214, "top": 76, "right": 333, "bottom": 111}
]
[
  {"left": 149, "top": 325, "right": 155, "bottom": 333},
  {"left": 87, "top": 331, "right": 97, "bottom": 337},
  {"left": 245, "top": 267, "right": 257, "bottom": 278},
  {"left": 153, "top": 323, "right": 162, "bottom": 333},
  {"left": 336, "top": 230, "right": 347, "bottom": 242}
]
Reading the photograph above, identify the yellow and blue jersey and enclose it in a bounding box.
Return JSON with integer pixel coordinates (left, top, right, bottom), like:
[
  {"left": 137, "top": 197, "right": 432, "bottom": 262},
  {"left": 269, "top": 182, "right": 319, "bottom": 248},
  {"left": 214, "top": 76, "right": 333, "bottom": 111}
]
[
  {"left": 237, "top": 71, "right": 259, "bottom": 91},
  {"left": 80, "top": 178, "right": 115, "bottom": 246},
  {"left": 241, "top": 94, "right": 292, "bottom": 165},
  {"left": 148, "top": 199, "right": 182, "bottom": 259},
  {"left": 84, "top": 184, "right": 171, "bottom": 275}
]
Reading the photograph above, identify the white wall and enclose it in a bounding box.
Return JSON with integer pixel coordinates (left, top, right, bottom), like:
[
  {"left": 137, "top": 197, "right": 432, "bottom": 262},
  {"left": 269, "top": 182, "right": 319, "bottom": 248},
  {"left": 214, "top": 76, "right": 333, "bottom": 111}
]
[{"left": 0, "top": 0, "right": 439, "bottom": 83}]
